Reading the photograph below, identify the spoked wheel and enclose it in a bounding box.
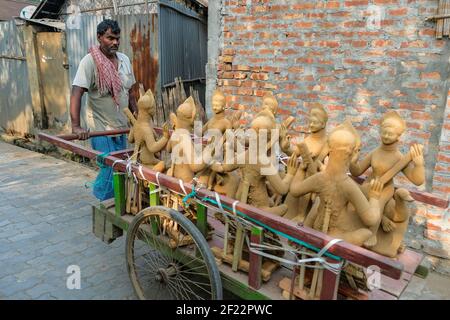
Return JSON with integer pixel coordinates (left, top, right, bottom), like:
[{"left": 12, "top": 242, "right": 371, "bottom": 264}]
[{"left": 126, "top": 206, "right": 222, "bottom": 300}]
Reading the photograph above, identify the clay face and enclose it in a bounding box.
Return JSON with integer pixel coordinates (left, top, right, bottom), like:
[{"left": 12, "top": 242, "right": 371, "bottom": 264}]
[
  {"left": 380, "top": 120, "right": 403, "bottom": 145},
  {"left": 262, "top": 96, "right": 278, "bottom": 116},
  {"left": 309, "top": 109, "right": 327, "bottom": 133},
  {"left": 212, "top": 95, "right": 226, "bottom": 114}
]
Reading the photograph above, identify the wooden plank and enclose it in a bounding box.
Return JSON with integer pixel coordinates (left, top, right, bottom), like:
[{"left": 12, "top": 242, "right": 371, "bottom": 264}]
[
  {"left": 248, "top": 226, "right": 263, "bottom": 290},
  {"left": 196, "top": 203, "right": 208, "bottom": 237},
  {"left": 437, "top": 0, "right": 445, "bottom": 39},
  {"left": 113, "top": 172, "right": 126, "bottom": 217},
  {"left": 445, "top": 0, "right": 450, "bottom": 36},
  {"left": 320, "top": 262, "right": 340, "bottom": 300}
]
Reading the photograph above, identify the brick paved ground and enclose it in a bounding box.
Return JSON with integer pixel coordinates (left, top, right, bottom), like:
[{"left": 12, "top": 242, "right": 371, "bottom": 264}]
[
  {"left": 0, "top": 141, "right": 449, "bottom": 300},
  {"left": 0, "top": 141, "right": 135, "bottom": 300}
]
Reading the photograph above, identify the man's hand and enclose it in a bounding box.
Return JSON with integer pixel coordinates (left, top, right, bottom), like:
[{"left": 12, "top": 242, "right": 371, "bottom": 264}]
[{"left": 72, "top": 126, "right": 90, "bottom": 140}]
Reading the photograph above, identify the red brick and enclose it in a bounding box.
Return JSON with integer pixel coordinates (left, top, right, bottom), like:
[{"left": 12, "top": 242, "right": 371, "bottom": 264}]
[
  {"left": 401, "top": 40, "right": 429, "bottom": 48},
  {"left": 389, "top": 8, "right": 407, "bottom": 16},
  {"left": 292, "top": 3, "right": 315, "bottom": 10},
  {"left": 345, "top": 78, "right": 367, "bottom": 85},
  {"left": 403, "top": 82, "right": 428, "bottom": 89},
  {"left": 236, "top": 88, "right": 253, "bottom": 95},
  {"left": 399, "top": 102, "right": 423, "bottom": 111},
  {"left": 250, "top": 73, "right": 269, "bottom": 81},
  {"left": 231, "top": 7, "right": 246, "bottom": 14},
  {"left": 421, "top": 72, "right": 441, "bottom": 80},
  {"left": 294, "top": 22, "right": 313, "bottom": 28},
  {"left": 344, "top": 0, "right": 368, "bottom": 6},
  {"left": 352, "top": 40, "right": 367, "bottom": 48},
  {"left": 371, "top": 39, "right": 393, "bottom": 47},
  {"left": 417, "top": 92, "right": 438, "bottom": 100},
  {"left": 282, "top": 49, "right": 297, "bottom": 55}
]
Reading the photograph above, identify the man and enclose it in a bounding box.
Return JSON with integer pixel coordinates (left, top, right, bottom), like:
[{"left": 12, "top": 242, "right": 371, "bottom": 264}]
[{"left": 70, "top": 19, "right": 138, "bottom": 200}]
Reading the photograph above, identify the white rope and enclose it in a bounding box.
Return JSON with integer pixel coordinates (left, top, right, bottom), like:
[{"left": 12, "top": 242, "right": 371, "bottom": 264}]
[
  {"left": 178, "top": 179, "right": 187, "bottom": 195},
  {"left": 246, "top": 236, "right": 344, "bottom": 274},
  {"left": 232, "top": 200, "right": 239, "bottom": 216},
  {"left": 215, "top": 192, "right": 224, "bottom": 213}
]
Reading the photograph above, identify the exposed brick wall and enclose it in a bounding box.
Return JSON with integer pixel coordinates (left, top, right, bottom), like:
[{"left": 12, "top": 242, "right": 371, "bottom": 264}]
[
  {"left": 213, "top": 0, "right": 450, "bottom": 270},
  {"left": 216, "top": 0, "right": 449, "bottom": 193}
]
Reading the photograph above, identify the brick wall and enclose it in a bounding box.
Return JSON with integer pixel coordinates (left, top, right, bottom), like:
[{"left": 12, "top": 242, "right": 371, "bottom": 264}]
[
  {"left": 215, "top": 0, "right": 449, "bottom": 191},
  {"left": 210, "top": 0, "right": 450, "bottom": 270}
]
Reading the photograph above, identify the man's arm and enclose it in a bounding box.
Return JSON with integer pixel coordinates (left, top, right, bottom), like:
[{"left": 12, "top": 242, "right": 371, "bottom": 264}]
[{"left": 70, "top": 85, "right": 89, "bottom": 140}]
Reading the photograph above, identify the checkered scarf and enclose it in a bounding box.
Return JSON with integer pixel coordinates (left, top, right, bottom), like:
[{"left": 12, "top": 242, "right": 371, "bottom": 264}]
[{"left": 89, "top": 45, "right": 122, "bottom": 108}]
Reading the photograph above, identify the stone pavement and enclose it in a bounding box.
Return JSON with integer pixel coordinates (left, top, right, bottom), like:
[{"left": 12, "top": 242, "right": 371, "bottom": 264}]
[
  {"left": 0, "top": 141, "right": 449, "bottom": 300},
  {"left": 0, "top": 141, "right": 135, "bottom": 300}
]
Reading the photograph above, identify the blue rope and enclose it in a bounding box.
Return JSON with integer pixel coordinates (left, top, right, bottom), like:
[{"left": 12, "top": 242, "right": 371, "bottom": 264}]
[
  {"left": 96, "top": 152, "right": 110, "bottom": 168},
  {"left": 182, "top": 188, "right": 198, "bottom": 207},
  {"left": 200, "top": 196, "right": 342, "bottom": 262}
]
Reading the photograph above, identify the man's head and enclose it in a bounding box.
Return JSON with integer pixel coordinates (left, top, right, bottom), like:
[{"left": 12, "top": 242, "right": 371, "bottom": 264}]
[
  {"left": 212, "top": 90, "right": 226, "bottom": 114},
  {"left": 137, "top": 89, "right": 156, "bottom": 116},
  {"left": 97, "top": 19, "right": 121, "bottom": 57},
  {"left": 328, "top": 120, "right": 360, "bottom": 164}
]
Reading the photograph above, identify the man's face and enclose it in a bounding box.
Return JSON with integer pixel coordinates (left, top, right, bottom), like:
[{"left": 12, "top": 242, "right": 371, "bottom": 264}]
[
  {"left": 380, "top": 125, "right": 401, "bottom": 145},
  {"left": 98, "top": 28, "right": 120, "bottom": 56}
]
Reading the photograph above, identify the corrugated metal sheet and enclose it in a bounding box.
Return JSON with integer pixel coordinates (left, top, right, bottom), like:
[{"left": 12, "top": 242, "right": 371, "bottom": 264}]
[
  {"left": 159, "top": 2, "right": 207, "bottom": 87},
  {"left": 0, "top": 20, "right": 33, "bottom": 134},
  {"left": 113, "top": 14, "right": 159, "bottom": 95}
]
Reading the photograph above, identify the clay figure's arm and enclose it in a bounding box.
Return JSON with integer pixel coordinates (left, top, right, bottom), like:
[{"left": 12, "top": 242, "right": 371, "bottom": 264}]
[
  {"left": 264, "top": 154, "right": 299, "bottom": 194},
  {"left": 144, "top": 123, "right": 170, "bottom": 153},
  {"left": 350, "top": 152, "right": 372, "bottom": 177},
  {"left": 402, "top": 144, "right": 425, "bottom": 186},
  {"left": 290, "top": 173, "right": 322, "bottom": 197},
  {"left": 345, "top": 178, "right": 383, "bottom": 227}
]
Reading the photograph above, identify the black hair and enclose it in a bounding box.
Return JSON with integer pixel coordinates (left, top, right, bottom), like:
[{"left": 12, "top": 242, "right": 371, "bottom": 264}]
[{"left": 97, "top": 19, "right": 120, "bottom": 36}]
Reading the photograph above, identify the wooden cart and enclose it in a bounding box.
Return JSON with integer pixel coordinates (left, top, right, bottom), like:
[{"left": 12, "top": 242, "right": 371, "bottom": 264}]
[{"left": 39, "top": 129, "right": 448, "bottom": 300}]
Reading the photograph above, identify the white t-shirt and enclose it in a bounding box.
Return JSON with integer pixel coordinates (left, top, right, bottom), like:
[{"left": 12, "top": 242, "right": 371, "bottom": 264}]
[{"left": 73, "top": 52, "right": 136, "bottom": 131}]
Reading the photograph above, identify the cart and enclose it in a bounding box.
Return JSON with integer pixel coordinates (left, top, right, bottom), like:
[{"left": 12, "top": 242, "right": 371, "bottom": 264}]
[{"left": 38, "top": 129, "right": 448, "bottom": 300}]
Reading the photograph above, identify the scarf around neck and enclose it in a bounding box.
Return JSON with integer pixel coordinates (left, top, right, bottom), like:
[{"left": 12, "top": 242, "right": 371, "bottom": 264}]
[{"left": 89, "top": 45, "right": 122, "bottom": 108}]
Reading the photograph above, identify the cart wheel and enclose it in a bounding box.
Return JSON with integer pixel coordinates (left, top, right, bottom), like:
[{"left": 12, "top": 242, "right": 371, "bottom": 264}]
[{"left": 126, "top": 206, "right": 222, "bottom": 300}]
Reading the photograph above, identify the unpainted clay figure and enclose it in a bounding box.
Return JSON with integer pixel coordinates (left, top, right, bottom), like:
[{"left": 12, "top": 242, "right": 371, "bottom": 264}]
[
  {"left": 349, "top": 110, "right": 425, "bottom": 249},
  {"left": 284, "top": 104, "right": 330, "bottom": 222},
  {"left": 126, "top": 89, "right": 169, "bottom": 172},
  {"left": 255, "top": 93, "right": 295, "bottom": 155},
  {"left": 166, "top": 96, "right": 212, "bottom": 183},
  {"left": 290, "top": 121, "right": 383, "bottom": 246},
  {"left": 212, "top": 114, "right": 299, "bottom": 216}
]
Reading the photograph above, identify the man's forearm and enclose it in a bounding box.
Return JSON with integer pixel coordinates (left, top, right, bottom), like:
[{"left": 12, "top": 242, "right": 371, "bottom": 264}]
[{"left": 70, "top": 86, "right": 84, "bottom": 127}]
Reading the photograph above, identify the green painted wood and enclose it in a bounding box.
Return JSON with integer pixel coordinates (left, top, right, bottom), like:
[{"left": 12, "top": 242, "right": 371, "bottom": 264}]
[
  {"left": 249, "top": 226, "right": 263, "bottom": 289},
  {"left": 149, "top": 183, "right": 161, "bottom": 234},
  {"left": 196, "top": 203, "right": 208, "bottom": 237},
  {"left": 113, "top": 172, "right": 126, "bottom": 217},
  {"left": 149, "top": 183, "right": 160, "bottom": 206},
  {"left": 93, "top": 203, "right": 271, "bottom": 300}
]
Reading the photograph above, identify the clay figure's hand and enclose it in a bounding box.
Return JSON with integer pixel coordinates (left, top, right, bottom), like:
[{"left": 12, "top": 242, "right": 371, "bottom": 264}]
[
  {"left": 281, "top": 134, "right": 291, "bottom": 152},
  {"left": 280, "top": 123, "right": 287, "bottom": 139},
  {"left": 410, "top": 143, "right": 424, "bottom": 167},
  {"left": 381, "top": 216, "right": 397, "bottom": 233},
  {"left": 286, "top": 154, "right": 299, "bottom": 176},
  {"left": 211, "top": 162, "right": 224, "bottom": 173},
  {"left": 162, "top": 122, "right": 170, "bottom": 139},
  {"left": 369, "top": 178, "right": 383, "bottom": 199},
  {"left": 72, "top": 126, "right": 89, "bottom": 140}
]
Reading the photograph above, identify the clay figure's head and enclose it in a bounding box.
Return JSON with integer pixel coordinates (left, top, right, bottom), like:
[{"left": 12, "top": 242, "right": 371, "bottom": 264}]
[
  {"left": 329, "top": 120, "right": 360, "bottom": 163},
  {"left": 212, "top": 90, "right": 226, "bottom": 115},
  {"left": 380, "top": 111, "right": 406, "bottom": 145},
  {"left": 170, "top": 96, "right": 197, "bottom": 129},
  {"left": 137, "top": 89, "right": 156, "bottom": 116},
  {"left": 309, "top": 104, "right": 328, "bottom": 133},
  {"left": 261, "top": 93, "right": 278, "bottom": 116}
]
